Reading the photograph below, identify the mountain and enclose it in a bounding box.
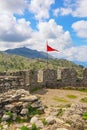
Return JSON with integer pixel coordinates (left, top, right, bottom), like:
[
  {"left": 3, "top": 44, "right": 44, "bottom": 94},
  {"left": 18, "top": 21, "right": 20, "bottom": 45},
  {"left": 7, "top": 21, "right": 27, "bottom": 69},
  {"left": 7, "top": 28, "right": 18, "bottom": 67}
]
[
  {"left": 74, "top": 61, "right": 87, "bottom": 67},
  {"left": 0, "top": 51, "right": 85, "bottom": 79},
  {"left": 3, "top": 47, "right": 87, "bottom": 67},
  {"left": 4, "top": 47, "right": 52, "bottom": 59}
]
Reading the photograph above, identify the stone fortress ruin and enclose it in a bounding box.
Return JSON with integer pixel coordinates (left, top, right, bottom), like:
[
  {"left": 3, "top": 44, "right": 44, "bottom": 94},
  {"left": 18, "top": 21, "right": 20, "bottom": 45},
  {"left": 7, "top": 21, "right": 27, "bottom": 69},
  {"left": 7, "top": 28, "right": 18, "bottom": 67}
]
[{"left": 0, "top": 68, "right": 87, "bottom": 93}]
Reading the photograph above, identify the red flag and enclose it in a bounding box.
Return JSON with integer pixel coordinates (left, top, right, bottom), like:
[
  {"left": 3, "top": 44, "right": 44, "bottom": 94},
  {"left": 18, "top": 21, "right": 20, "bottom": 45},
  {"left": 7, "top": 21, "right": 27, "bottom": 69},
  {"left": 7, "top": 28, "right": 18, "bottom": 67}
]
[{"left": 47, "top": 44, "right": 59, "bottom": 52}]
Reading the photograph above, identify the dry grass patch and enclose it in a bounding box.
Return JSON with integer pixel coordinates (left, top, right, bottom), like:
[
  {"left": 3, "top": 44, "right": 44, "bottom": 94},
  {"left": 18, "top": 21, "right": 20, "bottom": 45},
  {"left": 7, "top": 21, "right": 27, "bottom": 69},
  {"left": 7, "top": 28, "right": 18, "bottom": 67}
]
[
  {"left": 53, "top": 97, "right": 68, "bottom": 103},
  {"left": 66, "top": 94, "right": 77, "bottom": 99},
  {"left": 80, "top": 97, "right": 87, "bottom": 103}
]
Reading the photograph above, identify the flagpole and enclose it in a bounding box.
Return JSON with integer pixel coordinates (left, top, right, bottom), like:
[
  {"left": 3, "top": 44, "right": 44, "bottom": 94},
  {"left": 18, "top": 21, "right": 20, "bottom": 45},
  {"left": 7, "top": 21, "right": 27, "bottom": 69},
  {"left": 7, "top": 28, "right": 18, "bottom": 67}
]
[
  {"left": 47, "top": 50, "right": 49, "bottom": 69},
  {"left": 46, "top": 41, "right": 49, "bottom": 69},
  {"left": 46, "top": 41, "right": 49, "bottom": 88}
]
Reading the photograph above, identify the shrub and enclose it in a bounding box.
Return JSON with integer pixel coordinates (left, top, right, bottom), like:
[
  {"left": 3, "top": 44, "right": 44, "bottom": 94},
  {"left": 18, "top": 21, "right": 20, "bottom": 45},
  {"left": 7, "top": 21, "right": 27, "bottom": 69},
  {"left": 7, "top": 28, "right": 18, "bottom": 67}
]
[
  {"left": 16, "top": 116, "right": 25, "bottom": 123},
  {"left": 82, "top": 112, "right": 87, "bottom": 120},
  {"left": 6, "top": 111, "right": 13, "bottom": 124},
  {"left": 80, "top": 97, "right": 87, "bottom": 103},
  {"left": 0, "top": 125, "right": 3, "bottom": 130},
  {"left": 6, "top": 111, "right": 13, "bottom": 118},
  {"left": 28, "top": 106, "right": 41, "bottom": 116},
  {"left": 41, "top": 118, "right": 47, "bottom": 125},
  {"left": 57, "top": 108, "right": 64, "bottom": 117},
  {"left": 21, "top": 125, "right": 29, "bottom": 130},
  {"left": 31, "top": 123, "right": 39, "bottom": 130}
]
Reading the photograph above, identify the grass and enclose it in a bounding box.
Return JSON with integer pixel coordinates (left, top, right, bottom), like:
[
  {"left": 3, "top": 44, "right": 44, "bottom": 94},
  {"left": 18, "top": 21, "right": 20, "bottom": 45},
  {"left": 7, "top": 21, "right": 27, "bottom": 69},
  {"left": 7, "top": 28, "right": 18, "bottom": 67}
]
[
  {"left": 5, "top": 111, "right": 13, "bottom": 125},
  {"left": 28, "top": 106, "right": 42, "bottom": 116},
  {"left": 78, "top": 88, "right": 87, "bottom": 93},
  {"left": 41, "top": 118, "right": 47, "bottom": 126},
  {"left": 82, "top": 112, "right": 87, "bottom": 120},
  {"left": 66, "top": 94, "right": 77, "bottom": 99},
  {"left": 20, "top": 124, "right": 40, "bottom": 130},
  {"left": 0, "top": 125, "right": 3, "bottom": 130},
  {"left": 21, "top": 126, "right": 29, "bottom": 130},
  {"left": 57, "top": 108, "right": 64, "bottom": 117},
  {"left": 53, "top": 97, "right": 68, "bottom": 102},
  {"left": 31, "top": 123, "right": 40, "bottom": 130},
  {"left": 30, "top": 87, "right": 41, "bottom": 93},
  {"left": 16, "top": 116, "right": 26, "bottom": 123},
  {"left": 80, "top": 97, "right": 87, "bottom": 103}
]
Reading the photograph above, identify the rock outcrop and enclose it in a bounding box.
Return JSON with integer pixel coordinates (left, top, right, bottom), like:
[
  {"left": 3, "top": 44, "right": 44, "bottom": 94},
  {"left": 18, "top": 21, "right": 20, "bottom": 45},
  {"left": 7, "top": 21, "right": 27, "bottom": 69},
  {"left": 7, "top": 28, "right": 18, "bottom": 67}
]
[
  {"left": 0, "top": 89, "right": 87, "bottom": 130},
  {"left": 0, "top": 89, "right": 44, "bottom": 122}
]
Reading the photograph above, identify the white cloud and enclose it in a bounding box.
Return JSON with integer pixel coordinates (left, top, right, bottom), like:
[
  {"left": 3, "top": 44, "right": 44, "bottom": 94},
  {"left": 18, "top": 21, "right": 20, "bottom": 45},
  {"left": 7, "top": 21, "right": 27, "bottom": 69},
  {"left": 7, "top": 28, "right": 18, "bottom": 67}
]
[
  {"left": 31, "top": 19, "right": 72, "bottom": 51},
  {"left": 53, "top": 8, "right": 60, "bottom": 16},
  {"left": 1, "top": 19, "right": 72, "bottom": 52},
  {"left": 59, "top": 8, "right": 72, "bottom": 16},
  {"left": 0, "top": 14, "right": 33, "bottom": 42},
  {"left": 72, "top": 0, "right": 87, "bottom": 17},
  {"left": 0, "top": 0, "right": 87, "bottom": 63},
  {"left": 0, "top": 0, "right": 27, "bottom": 15},
  {"left": 54, "top": 0, "right": 87, "bottom": 18},
  {"left": 72, "top": 20, "right": 87, "bottom": 38},
  {"left": 29, "top": 0, "right": 55, "bottom": 20},
  {"left": 63, "top": 46, "right": 87, "bottom": 62}
]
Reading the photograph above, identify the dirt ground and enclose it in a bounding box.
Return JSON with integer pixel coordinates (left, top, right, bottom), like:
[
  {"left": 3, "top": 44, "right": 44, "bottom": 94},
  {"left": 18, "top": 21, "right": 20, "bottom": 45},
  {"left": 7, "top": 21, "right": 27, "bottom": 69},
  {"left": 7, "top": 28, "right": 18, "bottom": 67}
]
[{"left": 32, "top": 88, "right": 87, "bottom": 107}]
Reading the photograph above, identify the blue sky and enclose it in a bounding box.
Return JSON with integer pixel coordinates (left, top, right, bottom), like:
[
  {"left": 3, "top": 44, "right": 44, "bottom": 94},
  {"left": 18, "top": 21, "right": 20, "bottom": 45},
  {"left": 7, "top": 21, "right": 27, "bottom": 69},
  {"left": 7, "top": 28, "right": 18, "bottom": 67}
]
[{"left": 0, "top": 0, "right": 87, "bottom": 64}]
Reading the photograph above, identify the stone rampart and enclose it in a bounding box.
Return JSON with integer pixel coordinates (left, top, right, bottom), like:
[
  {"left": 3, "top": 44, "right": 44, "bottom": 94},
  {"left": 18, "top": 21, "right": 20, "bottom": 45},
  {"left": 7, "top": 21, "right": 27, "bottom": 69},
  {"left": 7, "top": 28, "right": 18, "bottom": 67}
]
[
  {"left": 0, "top": 68, "right": 87, "bottom": 93},
  {"left": 0, "top": 76, "right": 24, "bottom": 93},
  {"left": 61, "top": 68, "right": 77, "bottom": 86}
]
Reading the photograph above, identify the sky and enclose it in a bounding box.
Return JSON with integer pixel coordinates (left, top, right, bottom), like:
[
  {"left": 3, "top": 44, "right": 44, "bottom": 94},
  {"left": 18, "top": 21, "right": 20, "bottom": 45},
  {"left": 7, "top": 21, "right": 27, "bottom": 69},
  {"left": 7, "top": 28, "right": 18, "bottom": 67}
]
[{"left": 0, "top": 0, "right": 87, "bottom": 64}]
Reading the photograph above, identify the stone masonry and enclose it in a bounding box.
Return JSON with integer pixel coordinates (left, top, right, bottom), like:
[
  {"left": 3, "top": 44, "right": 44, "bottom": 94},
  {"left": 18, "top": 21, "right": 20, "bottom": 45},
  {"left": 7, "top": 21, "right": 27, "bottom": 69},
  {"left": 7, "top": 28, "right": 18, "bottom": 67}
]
[{"left": 0, "top": 68, "right": 87, "bottom": 93}]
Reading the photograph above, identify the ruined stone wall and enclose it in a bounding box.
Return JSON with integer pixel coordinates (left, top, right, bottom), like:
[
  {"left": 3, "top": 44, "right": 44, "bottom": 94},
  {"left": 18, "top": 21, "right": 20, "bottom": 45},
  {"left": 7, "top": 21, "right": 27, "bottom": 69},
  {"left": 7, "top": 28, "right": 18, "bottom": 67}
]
[
  {"left": 0, "top": 76, "right": 24, "bottom": 93},
  {"left": 83, "top": 68, "right": 87, "bottom": 86},
  {"left": 61, "top": 68, "right": 77, "bottom": 86},
  {"left": 0, "top": 68, "right": 87, "bottom": 93},
  {"left": 43, "top": 69, "right": 57, "bottom": 82}
]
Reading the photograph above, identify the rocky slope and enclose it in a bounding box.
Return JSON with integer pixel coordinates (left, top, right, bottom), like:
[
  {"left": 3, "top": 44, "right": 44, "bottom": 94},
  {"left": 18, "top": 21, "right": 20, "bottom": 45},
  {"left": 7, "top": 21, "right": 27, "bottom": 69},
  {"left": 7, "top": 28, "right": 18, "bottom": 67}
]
[{"left": 0, "top": 89, "right": 87, "bottom": 130}]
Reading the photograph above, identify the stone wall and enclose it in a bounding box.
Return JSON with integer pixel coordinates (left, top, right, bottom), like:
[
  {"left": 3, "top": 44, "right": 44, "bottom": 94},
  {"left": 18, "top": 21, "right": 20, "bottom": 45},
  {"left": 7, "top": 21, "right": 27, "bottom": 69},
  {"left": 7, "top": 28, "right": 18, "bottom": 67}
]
[
  {"left": 0, "top": 68, "right": 87, "bottom": 93},
  {"left": 61, "top": 68, "right": 77, "bottom": 86},
  {"left": 43, "top": 69, "right": 57, "bottom": 82},
  {"left": 0, "top": 76, "right": 24, "bottom": 93},
  {"left": 83, "top": 68, "right": 87, "bottom": 86}
]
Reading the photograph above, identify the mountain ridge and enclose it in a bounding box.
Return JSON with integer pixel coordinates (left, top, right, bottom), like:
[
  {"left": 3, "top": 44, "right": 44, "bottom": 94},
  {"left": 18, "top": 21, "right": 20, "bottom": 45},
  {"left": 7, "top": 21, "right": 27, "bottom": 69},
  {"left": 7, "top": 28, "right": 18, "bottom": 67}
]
[
  {"left": 2, "top": 47, "right": 87, "bottom": 67},
  {"left": 4, "top": 47, "right": 53, "bottom": 59}
]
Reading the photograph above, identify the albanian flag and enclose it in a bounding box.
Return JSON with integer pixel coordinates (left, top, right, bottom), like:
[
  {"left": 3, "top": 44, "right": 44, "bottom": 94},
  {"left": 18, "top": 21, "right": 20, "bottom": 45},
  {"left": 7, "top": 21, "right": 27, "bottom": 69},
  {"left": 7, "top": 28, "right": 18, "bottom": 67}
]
[{"left": 46, "top": 43, "right": 59, "bottom": 52}]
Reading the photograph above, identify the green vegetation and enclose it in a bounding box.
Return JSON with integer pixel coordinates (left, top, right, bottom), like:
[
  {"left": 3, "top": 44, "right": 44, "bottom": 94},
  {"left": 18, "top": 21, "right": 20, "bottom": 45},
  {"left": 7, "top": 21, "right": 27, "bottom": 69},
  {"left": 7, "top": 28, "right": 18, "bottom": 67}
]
[
  {"left": 16, "top": 106, "right": 42, "bottom": 123},
  {"left": 82, "top": 112, "right": 87, "bottom": 120},
  {"left": 78, "top": 88, "right": 87, "bottom": 92},
  {"left": 0, "top": 125, "right": 3, "bottom": 130},
  {"left": 80, "top": 97, "right": 87, "bottom": 103},
  {"left": 57, "top": 108, "right": 64, "bottom": 117},
  {"left": 21, "top": 126, "right": 29, "bottom": 130},
  {"left": 0, "top": 117, "right": 2, "bottom": 123},
  {"left": 65, "top": 104, "right": 71, "bottom": 108},
  {"left": 0, "top": 52, "right": 84, "bottom": 77},
  {"left": 6, "top": 111, "right": 13, "bottom": 118},
  {"left": 16, "top": 116, "right": 26, "bottom": 123},
  {"left": 30, "top": 87, "right": 41, "bottom": 93},
  {"left": 66, "top": 94, "right": 77, "bottom": 99},
  {"left": 28, "top": 106, "right": 42, "bottom": 116},
  {"left": 31, "top": 123, "right": 39, "bottom": 130},
  {"left": 0, "top": 106, "right": 42, "bottom": 124},
  {"left": 66, "top": 120, "right": 72, "bottom": 125},
  {"left": 53, "top": 97, "right": 68, "bottom": 102},
  {"left": 20, "top": 124, "right": 40, "bottom": 130},
  {"left": 5, "top": 111, "right": 13, "bottom": 124},
  {"left": 41, "top": 118, "right": 47, "bottom": 126}
]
